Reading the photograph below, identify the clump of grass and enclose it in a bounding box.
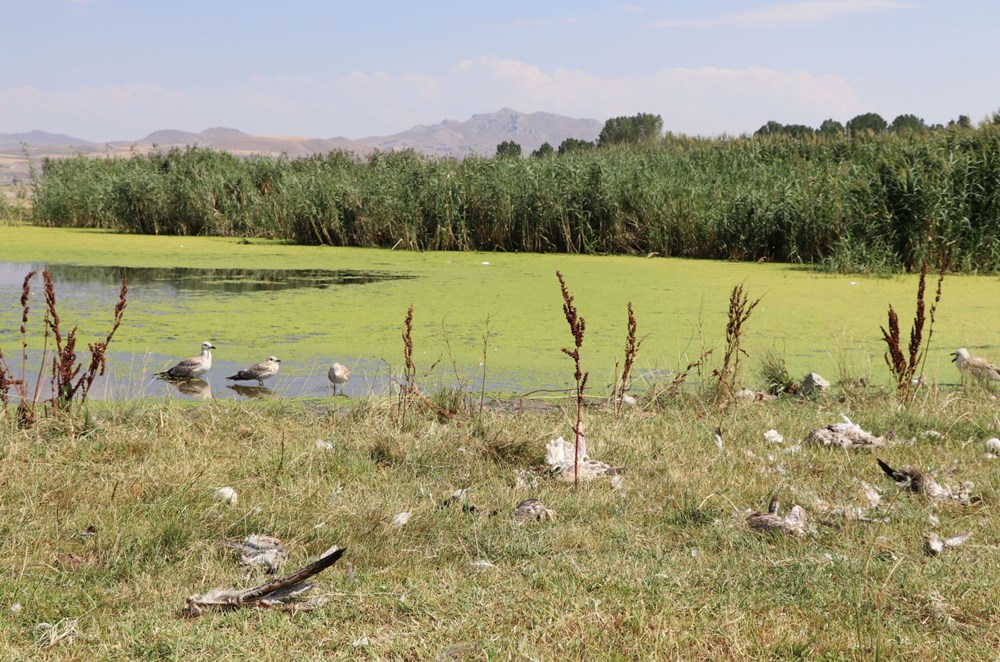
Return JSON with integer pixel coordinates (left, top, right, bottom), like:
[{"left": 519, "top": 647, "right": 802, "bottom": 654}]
[
  {"left": 556, "top": 271, "right": 588, "bottom": 486},
  {"left": 647, "top": 350, "right": 713, "bottom": 405},
  {"left": 713, "top": 283, "right": 761, "bottom": 401},
  {"left": 758, "top": 347, "right": 800, "bottom": 396},
  {"left": 880, "top": 260, "right": 945, "bottom": 402}
]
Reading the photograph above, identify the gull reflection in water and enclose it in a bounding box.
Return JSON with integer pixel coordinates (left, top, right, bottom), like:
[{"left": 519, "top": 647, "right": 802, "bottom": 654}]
[
  {"left": 227, "top": 384, "right": 274, "bottom": 399},
  {"left": 169, "top": 378, "right": 213, "bottom": 399}
]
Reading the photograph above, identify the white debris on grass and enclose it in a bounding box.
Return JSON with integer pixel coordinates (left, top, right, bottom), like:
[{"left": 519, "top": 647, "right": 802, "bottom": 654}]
[
  {"left": 514, "top": 469, "right": 539, "bottom": 490},
  {"left": 807, "top": 414, "right": 884, "bottom": 449},
  {"left": 544, "top": 428, "right": 624, "bottom": 482},
  {"left": 34, "top": 618, "right": 79, "bottom": 649},
  {"left": 469, "top": 559, "right": 497, "bottom": 570},
  {"left": 213, "top": 487, "right": 238, "bottom": 505},
  {"left": 764, "top": 429, "right": 784, "bottom": 444},
  {"left": 225, "top": 534, "right": 287, "bottom": 573},
  {"left": 391, "top": 512, "right": 411, "bottom": 528},
  {"left": 315, "top": 439, "right": 333, "bottom": 451}
]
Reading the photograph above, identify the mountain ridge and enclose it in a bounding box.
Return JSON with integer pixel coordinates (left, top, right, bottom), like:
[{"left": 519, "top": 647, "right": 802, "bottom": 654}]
[{"left": 0, "top": 108, "right": 603, "bottom": 158}]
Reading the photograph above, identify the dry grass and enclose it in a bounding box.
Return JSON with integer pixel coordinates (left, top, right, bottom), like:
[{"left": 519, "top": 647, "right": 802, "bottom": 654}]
[{"left": 1, "top": 387, "right": 999, "bottom": 659}]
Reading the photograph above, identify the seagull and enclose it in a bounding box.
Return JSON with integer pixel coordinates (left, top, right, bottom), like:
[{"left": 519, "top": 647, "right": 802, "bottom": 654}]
[
  {"left": 328, "top": 362, "right": 351, "bottom": 395},
  {"left": 951, "top": 348, "right": 1000, "bottom": 382},
  {"left": 156, "top": 341, "right": 215, "bottom": 380},
  {"left": 226, "top": 356, "right": 281, "bottom": 386}
]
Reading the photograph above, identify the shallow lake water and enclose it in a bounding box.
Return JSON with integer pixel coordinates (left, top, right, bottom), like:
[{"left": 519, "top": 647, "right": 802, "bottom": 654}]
[{"left": 3, "top": 226, "right": 998, "bottom": 400}]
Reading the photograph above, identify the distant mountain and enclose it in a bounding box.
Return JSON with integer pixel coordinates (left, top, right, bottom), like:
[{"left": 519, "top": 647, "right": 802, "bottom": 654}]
[
  {"left": 0, "top": 130, "right": 93, "bottom": 147},
  {"left": 0, "top": 109, "right": 605, "bottom": 171},
  {"left": 139, "top": 129, "right": 205, "bottom": 144},
  {"left": 199, "top": 127, "right": 249, "bottom": 139},
  {"left": 357, "top": 108, "right": 603, "bottom": 156}
]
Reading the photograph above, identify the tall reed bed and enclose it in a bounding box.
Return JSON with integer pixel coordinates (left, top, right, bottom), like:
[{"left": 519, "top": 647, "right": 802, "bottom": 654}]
[{"left": 31, "top": 123, "right": 1000, "bottom": 272}]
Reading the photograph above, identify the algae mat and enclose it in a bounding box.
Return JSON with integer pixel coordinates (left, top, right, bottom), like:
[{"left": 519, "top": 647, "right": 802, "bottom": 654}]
[{"left": 2, "top": 225, "right": 999, "bottom": 396}]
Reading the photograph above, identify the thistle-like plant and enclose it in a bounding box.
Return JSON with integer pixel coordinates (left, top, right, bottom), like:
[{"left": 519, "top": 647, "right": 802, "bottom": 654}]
[
  {"left": 880, "top": 260, "right": 944, "bottom": 402},
  {"left": 556, "top": 271, "right": 588, "bottom": 486},
  {"left": 712, "top": 284, "right": 761, "bottom": 402},
  {"left": 614, "top": 301, "right": 644, "bottom": 414},
  {"left": 0, "top": 270, "right": 127, "bottom": 427}
]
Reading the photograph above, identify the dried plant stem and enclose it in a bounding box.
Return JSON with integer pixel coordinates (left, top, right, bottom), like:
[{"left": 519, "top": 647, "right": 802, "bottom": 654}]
[
  {"left": 881, "top": 260, "right": 945, "bottom": 402},
  {"left": 556, "top": 271, "right": 588, "bottom": 487},
  {"left": 0, "top": 270, "right": 127, "bottom": 427},
  {"left": 614, "top": 301, "right": 644, "bottom": 414},
  {"left": 479, "top": 317, "right": 492, "bottom": 418},
  {"left": 713, "top": 284, "right": 761, "bottom": 402}
]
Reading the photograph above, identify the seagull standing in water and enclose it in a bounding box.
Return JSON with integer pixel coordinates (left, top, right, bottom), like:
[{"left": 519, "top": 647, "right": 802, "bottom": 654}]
[
  {"left": 227, "top": 356, "right": 281, "bottom": 387},
  {"left": 328, "top": 362, "right": 350, "bottom": 395},
  {"left": 951, "top": 348, "right": 1000, "bottom": 382},
  {"left": 157, "top": 341, "right": 216, "bottom": 380}
]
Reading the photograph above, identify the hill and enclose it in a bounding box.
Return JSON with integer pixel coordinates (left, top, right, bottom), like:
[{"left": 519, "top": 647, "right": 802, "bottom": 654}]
[
  {"left": 0, "top": 109, "right": 605, "bottom": 189},
  {"left": 357, "top": 108, "right": 603, "bottom": 156}
]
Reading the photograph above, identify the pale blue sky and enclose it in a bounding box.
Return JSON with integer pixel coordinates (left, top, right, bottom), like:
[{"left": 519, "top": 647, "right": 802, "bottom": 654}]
[{"left": 2, "top": 1, "right": 998, "bottom": 141}]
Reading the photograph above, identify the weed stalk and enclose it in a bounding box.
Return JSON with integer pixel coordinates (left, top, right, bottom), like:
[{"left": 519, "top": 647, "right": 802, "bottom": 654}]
[{"left": 557, "top": 271, "right": 588, "bottom": 487}]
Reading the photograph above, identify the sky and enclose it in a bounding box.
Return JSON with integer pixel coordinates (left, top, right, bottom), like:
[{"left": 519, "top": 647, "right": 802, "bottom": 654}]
[{"left": 2, "top": 1, "right": 999, "bottom": 142}]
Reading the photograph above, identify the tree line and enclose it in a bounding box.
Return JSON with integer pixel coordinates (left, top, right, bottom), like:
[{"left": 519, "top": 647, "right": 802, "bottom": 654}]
[
  {"left": 497, "top": 111, "right": 986, "bottom": 157},
  {"left": 30, "top": 110, "right": 1000, "bottom": 274}
]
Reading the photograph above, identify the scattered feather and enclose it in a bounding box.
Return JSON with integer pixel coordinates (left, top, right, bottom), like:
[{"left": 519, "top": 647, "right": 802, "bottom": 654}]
[
  {"left": 391, "top": 512, "right": 412, "bottom": 528},
  {"left": 34, "top": 618, "right": 79, "bottom": 649},
  {"left": 925, "top": 532, "right": 971, "bottom": 556},
  {"left": 514, "top": 469, "right": 539, "bottom": 490},
  {"left": 714, "top": 426, "right": 724, "bottom": 450},
  {"left": 514, "top": 498, "right": 556, "bottom": 524},
  {"left": 315, "top": 440, "right": 333, "bottom": 451},
  {"left": 469, "top": 559, "right": 497, "bottom": 570},
  {"left": 861, "top": 482, "right": 882, "bottom": 508},
  {"left": 763, "top": 429, "right": 784, "bottom": 444},
  {"left": 224, "top": 534, "right": 287, "bottom": 573}
]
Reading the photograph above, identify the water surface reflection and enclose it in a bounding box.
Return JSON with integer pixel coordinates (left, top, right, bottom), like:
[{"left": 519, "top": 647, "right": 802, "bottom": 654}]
[{"left": 0, "top": 262, "right": 414, "bottom": 294}]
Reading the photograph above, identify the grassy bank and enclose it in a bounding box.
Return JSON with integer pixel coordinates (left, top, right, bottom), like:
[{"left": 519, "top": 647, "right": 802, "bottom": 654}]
[
  {"left": 1, "top": 386, "right": 998, "bottom": 659},
  {"left": 29, "top": 123, "right": 1000, "bottom": 273}
]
